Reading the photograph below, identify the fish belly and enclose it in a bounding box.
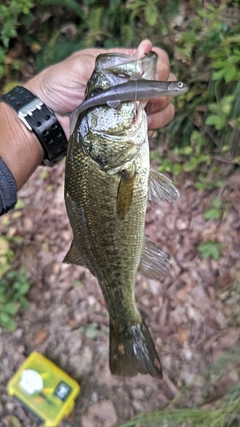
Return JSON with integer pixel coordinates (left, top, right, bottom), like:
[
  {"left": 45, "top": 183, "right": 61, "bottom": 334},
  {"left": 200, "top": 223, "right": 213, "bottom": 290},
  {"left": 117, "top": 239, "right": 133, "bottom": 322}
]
[{"left": 65, "top": 135, "right": 149, "bottom": 334}]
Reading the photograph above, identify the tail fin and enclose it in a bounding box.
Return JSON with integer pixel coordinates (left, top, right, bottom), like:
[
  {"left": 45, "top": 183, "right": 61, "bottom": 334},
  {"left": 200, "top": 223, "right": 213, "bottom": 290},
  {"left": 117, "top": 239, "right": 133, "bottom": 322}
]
[{"left": 109, "top": 319, "right": 162, "bottom": 379}]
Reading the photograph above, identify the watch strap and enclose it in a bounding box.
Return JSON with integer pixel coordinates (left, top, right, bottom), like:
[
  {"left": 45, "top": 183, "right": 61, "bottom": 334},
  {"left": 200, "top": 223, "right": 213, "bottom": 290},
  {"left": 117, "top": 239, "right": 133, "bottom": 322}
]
[
  {"left": 0, "top": 86, "right": 68, "bottom": 166},
  {"left": 0, "top": 158, "right": 17, "bottom": 215}
]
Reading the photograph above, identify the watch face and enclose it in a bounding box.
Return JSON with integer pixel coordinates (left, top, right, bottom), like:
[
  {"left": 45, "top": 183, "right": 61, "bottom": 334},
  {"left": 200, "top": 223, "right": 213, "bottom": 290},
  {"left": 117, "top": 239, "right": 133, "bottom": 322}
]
[{"left": 54, "top": 382, "right": 72, "bottom": 401}]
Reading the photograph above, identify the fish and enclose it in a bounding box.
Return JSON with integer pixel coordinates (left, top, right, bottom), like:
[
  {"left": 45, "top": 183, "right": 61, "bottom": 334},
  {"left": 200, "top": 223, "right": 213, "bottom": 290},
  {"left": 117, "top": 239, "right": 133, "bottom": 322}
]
[
  {"left": 64, "top": 51, "right": 188, "bottom": 378},
  {"left": 69, "top": 79, "right": 189, "bottom": 134}
]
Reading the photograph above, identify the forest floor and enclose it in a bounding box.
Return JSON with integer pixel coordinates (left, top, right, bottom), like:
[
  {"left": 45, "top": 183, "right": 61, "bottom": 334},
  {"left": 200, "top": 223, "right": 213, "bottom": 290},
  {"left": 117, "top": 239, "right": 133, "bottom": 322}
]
[{"left": 0, "top": 150, "right": 239, "bottom": 426}]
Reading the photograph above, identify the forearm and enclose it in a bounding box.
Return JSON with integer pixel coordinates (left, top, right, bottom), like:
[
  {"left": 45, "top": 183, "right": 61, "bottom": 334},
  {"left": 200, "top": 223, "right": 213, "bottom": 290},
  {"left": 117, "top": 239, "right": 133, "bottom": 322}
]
[{"left": 0, "top": 98, "right": 44, "bottom": 190}]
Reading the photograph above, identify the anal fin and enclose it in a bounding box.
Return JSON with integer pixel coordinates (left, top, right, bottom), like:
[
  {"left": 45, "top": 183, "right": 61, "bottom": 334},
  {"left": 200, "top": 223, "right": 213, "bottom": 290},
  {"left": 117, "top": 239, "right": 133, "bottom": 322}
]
[
  {"left": 63, "top": 240, "right": 85, "bottom": 266},
  {"left": 149, "top": 169, "right": 179, "bottom": 203},
  {"left": 138, "top": 236, "right": 170, "bottom": 280}
]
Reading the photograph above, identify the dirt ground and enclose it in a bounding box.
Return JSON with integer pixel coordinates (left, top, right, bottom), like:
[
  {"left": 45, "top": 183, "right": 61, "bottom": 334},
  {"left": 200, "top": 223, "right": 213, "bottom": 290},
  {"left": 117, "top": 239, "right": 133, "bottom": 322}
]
[{"left": 0, "top": 153, "right": 240, "bottom": 426}]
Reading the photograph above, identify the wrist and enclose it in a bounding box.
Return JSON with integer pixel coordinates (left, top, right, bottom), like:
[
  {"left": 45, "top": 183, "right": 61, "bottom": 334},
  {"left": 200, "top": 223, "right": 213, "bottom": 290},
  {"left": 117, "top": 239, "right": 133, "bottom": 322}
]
[
  {"left": 1, "top": 85, "right": 68, "bottom": 172},
  {"left": 24, "top": 72, "right": 47, "bottom": 106},
  {"left": 0, "top": 101, "right": 44, "bottom": 190}
]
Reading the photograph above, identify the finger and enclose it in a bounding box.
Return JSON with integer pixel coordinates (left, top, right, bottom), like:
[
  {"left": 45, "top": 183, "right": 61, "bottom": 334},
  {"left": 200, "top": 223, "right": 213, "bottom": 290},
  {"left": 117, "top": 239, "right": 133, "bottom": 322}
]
[
  {"left": 134, "top": 39, "right": 153, "bottom": 58},
  {"left": 135, "top": 43, "right": 171, "bottom": 81},
  {"left": 146, "top": 95, "right": 173, "bottom": 116},
  {"left": 153, "top": 47, "right": 170, "bottom": 80},
  {"left": 112, "top": 39, "right": 153, "bottom": 58},
  {"left": 147, "top": 103, "right": 175, "bottom": 130},
  {"left": 168, "top": 72, "right": 177, "bottom": 82},
  {"left": 145, "top": 72, "right": 177, "bottom": 116}
]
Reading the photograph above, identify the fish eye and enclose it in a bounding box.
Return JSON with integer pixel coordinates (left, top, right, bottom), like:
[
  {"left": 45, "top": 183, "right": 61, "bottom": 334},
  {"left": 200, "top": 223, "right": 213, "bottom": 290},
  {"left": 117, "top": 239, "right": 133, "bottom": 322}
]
[{"left": 177, "top": 82, "right": 184, "bottom": 88}]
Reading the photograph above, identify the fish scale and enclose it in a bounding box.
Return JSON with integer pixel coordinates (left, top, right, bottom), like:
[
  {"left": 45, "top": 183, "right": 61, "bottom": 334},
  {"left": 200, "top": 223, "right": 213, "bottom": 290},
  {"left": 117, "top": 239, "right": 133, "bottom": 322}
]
[
  {"left": 66, "top": 129, "right": 147, "bottom": 332},
  {"left": 64, "top": 51, "right": 188, "bottom": 378}
]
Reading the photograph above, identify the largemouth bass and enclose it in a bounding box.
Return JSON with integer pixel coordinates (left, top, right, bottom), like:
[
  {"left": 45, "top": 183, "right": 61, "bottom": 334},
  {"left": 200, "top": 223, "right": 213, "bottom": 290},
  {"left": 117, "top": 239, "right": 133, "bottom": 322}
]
[{"left": 64, "top": 51, "right": 188, "bottom": 378}]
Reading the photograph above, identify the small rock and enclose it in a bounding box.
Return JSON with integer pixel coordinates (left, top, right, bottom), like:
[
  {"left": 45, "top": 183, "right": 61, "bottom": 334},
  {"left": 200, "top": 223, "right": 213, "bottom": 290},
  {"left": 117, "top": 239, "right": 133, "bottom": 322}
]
[
  {"left": 132, "top": 399, "right": 143, "bottom": 412},
  {"left": 147, "top": 279, "right": 161, "bottom": 295},
  {"left": 91, "top": 392, "right": 98, "bottom": 403},
  {"left": 131, "top": 388, "right": 145, "bottom": 399},
  {"left": 71, "top": 346, "right": 93, "bottom": 376},
  {"left": 6, "top": 401, "right": 15, "bottom": 412},
  {"left": 0, "top": 402, "right": 4, "bottom": 416},
  {"left": 88, "top": 296, "right": 96, "bottom": 306},
  {"left": 217, "top": 328, "right": 239, "bottom": 349},
  {"left": 166, "top": 214, "right": 176, "bottom": 230},
  {"left": 176, "top": 218, "right": 188, "bottom": 230},
  {"left": 13, "top": 329, "right": 23, "bottom": 341},
  {"left": 17, "top": 345, "right": 25, "bottom": 354},
  {"left": 82, "top": 400, "right": 118, "bottom": 427},
  {"left": 183, "top": 342, "right": 193, "bottom": 361}
]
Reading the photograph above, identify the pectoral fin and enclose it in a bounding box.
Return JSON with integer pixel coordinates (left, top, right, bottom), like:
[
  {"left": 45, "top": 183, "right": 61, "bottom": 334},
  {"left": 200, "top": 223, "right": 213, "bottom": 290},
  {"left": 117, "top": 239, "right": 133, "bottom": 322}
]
[
  {"left": 138, "top": 236, "right": 170, "bottom": 280},
  {"left": 149, "top": 169, "right": 179, "bottom": 203},
  {"left": 116, "top": 170, "right": 136, "bottom": 220},
  {"left": 107, "top": 100, "right": 121, "bottom": 108},
  {"left": 63, "top": 240, "right": 85, "bottom": 266}
]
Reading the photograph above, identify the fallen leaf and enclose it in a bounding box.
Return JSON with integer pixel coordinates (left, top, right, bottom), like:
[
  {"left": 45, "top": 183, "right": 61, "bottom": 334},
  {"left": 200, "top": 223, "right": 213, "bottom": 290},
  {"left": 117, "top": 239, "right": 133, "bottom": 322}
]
[
  {"left": 177, "top": 327, "right": 188, "bottom": 346},
  {"left": 33, "top": 330, "right": 48, "bottom": 345}
]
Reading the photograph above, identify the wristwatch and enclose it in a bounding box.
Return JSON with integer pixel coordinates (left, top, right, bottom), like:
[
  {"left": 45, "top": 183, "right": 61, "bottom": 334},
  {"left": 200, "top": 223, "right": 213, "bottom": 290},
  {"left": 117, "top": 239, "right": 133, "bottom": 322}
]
[{"left": 0, "top": 86, "right": 68, "bottom": 166}]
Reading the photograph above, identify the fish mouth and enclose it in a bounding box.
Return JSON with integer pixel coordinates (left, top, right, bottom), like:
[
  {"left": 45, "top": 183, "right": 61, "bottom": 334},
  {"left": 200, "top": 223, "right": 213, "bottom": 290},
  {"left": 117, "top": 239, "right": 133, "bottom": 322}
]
[
  {"left": 95, "top": 53, "right": 137, "bottom": 71},
  {"left": 87, "top": 51, "right": 158, "bottom": 94}
]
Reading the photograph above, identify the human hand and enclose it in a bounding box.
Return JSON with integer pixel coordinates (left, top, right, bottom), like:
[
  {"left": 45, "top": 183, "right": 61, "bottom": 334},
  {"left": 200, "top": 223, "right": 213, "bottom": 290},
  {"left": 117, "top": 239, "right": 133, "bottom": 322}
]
[
  {"left": 0, "top": 40, "right": 175, "bottom": 191},
  {"left": 25, "top": 40, "right": 175, "bottom": 140}
]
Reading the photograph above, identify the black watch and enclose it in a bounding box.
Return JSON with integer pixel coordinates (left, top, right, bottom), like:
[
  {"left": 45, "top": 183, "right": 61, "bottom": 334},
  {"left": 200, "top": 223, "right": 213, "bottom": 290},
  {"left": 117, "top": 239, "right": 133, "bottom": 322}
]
[{"left": 0, "top": 86, "right": 68, "bottom": 166}]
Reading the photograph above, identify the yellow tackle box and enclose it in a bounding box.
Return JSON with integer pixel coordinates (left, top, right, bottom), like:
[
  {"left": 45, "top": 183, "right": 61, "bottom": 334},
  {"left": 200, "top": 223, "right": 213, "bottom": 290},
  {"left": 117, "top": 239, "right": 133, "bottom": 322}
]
[{"left": 7, "top": 351, "right": 80, "bottom": 427}]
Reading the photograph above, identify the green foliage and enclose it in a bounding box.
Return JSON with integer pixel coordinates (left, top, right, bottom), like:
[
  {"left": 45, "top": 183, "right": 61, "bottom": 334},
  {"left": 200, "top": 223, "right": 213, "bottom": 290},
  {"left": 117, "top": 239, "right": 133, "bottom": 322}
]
[
  {"left": 34, "top": 0, "right": 136, "bottom": 70},
  {"left": 72, "top": 280, "right": 83, "bottom": 287},
  {"left": 194, "top": 174, "right": 224, "bottom": 191},
  {"left": 206, "top": 95, "right": 235, "bottom": 131},
  {"left": 151, "top": 2, "right": 240, "bottom": 158},
  {"left": 0, "top": 268, "right": 30, "bottom": 331},
  {"left": 117, "top": 400, "right": 240, "bottom": 427},
  {"left": 1, "top": 0, "right": 239, "bottom": 166},
  {"left": 79, "top": 322, "right": 109, "bottom": 339},
  {"left": 127, "top": 0, "right": 159, "bottom": 27},
  {"left": 0, "top": 235, "right": 30, "bottom": 331},
  {"left": 198, "top": 240, "right": 221, "bottom": 260},
  {"left": 0, "top": 236, "right": 14, "bottom": 277},
  {"left": 150, "top": 130, "right": 220, "bottom": 191},
  {"left": 0, "top": 0, "right": 35, "bottom": 78},
  {"left": 204, "top": 198, "right": 223, "bottom": 221},
  {"left": 118, "top": 344, "right": 240, "bottom": 427}
]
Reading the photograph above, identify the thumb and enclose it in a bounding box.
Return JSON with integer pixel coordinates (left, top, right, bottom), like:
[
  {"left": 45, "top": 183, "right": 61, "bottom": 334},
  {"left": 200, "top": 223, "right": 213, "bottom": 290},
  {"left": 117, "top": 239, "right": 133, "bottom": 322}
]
[{"left": 134, "top": 39, "right": 153, "bottom": 59}]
